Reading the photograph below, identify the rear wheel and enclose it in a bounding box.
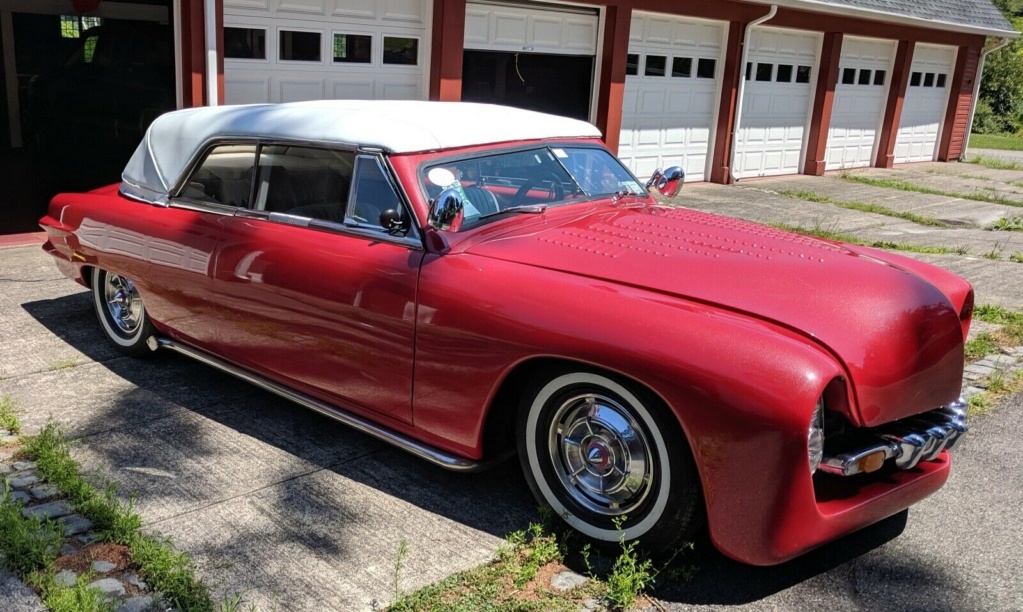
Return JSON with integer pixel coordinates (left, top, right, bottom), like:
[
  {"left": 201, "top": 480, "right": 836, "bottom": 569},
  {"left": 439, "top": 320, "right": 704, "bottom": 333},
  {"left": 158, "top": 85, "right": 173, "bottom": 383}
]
[
  {"left": 517, "top": 370, "right": 702, "bottom": 553},
  {"left": 92, "top": 268, "right": 155, "bottom": 357}
]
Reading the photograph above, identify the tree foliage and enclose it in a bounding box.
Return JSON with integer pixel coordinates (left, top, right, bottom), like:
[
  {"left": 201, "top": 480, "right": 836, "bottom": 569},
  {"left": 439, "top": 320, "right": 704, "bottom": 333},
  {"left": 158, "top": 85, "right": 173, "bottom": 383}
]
[{"left": 977, "top": 8, "right": 1023, "bottom": 134}]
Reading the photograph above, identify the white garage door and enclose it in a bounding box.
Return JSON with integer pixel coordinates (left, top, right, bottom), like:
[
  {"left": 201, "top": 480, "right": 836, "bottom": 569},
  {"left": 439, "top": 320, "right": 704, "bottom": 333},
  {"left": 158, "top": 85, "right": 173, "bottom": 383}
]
[
  {"left": 223, "top": 0, "right": 430, "bottom": 104},
  {"left": 618, "top": 13, "right": 726, "bottom": 182},
  {"left": 894, "top": 44, "right": 956, "bottom": 163},
  {"left": 825, "top": 37, "right": 894, "bottom": 170},
  {"left": 464, "top": 2, "right": 598, "bottom": 54},
  {"left": 734, "top": 27, "right": 820, "bottom": 179}
]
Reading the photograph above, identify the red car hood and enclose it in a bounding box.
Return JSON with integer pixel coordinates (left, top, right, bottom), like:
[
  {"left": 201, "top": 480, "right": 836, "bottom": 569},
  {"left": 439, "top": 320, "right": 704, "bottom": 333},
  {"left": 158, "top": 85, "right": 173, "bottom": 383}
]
[{"left": 467, "top": 203, "right": 965, "bottom": 426}]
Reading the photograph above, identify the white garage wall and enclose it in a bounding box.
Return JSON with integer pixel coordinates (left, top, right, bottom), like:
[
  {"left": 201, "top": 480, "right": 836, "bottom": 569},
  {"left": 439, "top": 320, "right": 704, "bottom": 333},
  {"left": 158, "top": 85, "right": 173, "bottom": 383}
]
[
  {"left": 825, "top": 36, "right": 895, "bottom": 170},
  {"left": 618, "top": 12, "right": 726, "bottom": 182},
  {"left": 224, "top": 0, "right": 431, "bottom": 104},
  {"left": 463, "top": 2, "right": 598, "bottom": 55},
  {"left": 734, "top": 26, "right": 821, "bottom": 179},
  {"left": 894, "top": 43, "right": 956, "bottom": 163}
]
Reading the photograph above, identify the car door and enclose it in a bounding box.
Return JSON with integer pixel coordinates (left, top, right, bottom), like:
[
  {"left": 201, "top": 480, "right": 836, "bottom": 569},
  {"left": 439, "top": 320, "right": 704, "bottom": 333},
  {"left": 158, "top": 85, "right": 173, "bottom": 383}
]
[
  {"left": 134, "top": 142, "right": 258, "bottom": 350},
  {"left": 213, "top": 145, "right": 423, "bottom": 424}
]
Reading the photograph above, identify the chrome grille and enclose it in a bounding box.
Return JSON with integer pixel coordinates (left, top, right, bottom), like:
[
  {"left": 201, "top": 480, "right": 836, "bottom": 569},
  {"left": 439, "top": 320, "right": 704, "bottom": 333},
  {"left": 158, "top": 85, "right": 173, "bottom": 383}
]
[{"left": 819, "top": 399, "right": 967, "bottom": 477}]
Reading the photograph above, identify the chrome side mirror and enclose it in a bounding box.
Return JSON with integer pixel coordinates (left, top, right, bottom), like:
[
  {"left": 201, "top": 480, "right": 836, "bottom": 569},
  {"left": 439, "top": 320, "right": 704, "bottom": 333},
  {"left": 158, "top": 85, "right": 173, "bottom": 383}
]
[
  {"left": 646, "top": 166, "right": 685, "bottom": 198},
  {"left": 428, "top": 188, "right": 465, "bottom": 231}
]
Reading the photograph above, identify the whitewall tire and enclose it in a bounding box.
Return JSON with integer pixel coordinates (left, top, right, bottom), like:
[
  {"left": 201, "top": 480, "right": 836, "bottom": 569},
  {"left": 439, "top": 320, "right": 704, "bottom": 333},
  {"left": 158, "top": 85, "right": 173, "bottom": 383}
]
[
  {"left": 92, "top": 268, "right": 155, "bottom": 357},
  {"left": 517, "top": 370, "right": 701, "bottom": 552}
]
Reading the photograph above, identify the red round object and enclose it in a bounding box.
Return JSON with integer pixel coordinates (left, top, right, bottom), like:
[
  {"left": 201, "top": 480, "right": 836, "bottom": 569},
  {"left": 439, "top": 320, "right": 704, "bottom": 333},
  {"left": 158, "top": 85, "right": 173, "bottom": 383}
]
[{"left": 71, "top": 0, "right": 100, "bottom": 13}]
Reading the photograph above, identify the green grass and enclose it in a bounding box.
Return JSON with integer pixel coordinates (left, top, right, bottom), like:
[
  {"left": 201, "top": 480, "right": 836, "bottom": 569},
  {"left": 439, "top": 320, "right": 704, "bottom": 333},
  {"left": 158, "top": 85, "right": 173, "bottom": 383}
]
[
  {"left": 1012, "top": 252, "right": 1023, "bottom": 263},
  {"left": 32, "top": 571, "right": 116, "bottom": 612},
  {"left": 967, "top": 371, "right": 1023, "bottom": 417},
  {"left": 0, "top": 489, "right": 64, "bottom": 577},
  {"left": 969, "top": 133, "right": 1023, "bottom": 151},
  {"left": 48, "top": 358, "right": 79, "bottom": 371},
  {"left": 842, "top": 175, "right": 1023, "bottom": 208},
  {"left": 966, "top": 333, "right": 1000, "bottom": 361},
  {"left": 0, "top": 395, "right": 21, "bottom": 434},
  {"left": 968, "top": 155, "right": 1023, "bottom": 171},
  {"left": 974, "top": 304, "right": 1023, "bottom": 344},
  {"left": 24, "top": 424, "right": 214, "bottom": 611},
  {"left": 390, "top": 517, "right": 692, "bottom": 612},
  {"left": 990, "top": 215, "right": 1023, "bottom": 231},
  {"left": 771, "top": 221, "right": 970, "bottom": 256},
  {"left": 778, "top": 190, "right": 951, "bottom": 227}
]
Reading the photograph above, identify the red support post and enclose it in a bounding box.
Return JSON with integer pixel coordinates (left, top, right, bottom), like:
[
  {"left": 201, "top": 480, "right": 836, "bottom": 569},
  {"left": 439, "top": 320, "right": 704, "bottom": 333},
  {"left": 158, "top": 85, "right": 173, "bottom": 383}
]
[
  {"left": 709, "top": 21, "right": 745, "bottom": 184},
  {"left": 429, "top": 0, "right": 467, "bottom": 101},
  {"left": 595, "top": 4, "right": 632, "bottom": 152},
  {"left": 874, "top": 40, "right": 914, "bottom": 168},
  {"left": 803, "top": 32, "right": 842, "bottom": 175}
]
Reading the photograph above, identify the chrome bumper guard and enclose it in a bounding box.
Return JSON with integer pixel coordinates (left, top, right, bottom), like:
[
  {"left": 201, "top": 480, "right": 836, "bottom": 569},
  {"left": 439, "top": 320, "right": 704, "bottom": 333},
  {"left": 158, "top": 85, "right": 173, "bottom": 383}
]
[{"left": 819, "top": 399, "right": 967, "bottom": 477}]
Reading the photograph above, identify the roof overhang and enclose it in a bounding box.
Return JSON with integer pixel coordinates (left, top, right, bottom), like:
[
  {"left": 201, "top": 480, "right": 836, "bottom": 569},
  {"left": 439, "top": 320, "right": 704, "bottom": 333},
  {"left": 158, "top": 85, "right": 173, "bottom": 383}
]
[{"left": 749, "top": 0, "right": 1019, "bottom": 38}]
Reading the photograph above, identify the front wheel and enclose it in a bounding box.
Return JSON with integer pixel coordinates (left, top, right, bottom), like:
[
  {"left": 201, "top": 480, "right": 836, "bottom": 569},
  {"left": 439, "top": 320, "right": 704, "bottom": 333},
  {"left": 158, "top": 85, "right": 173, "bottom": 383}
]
[
  {"left": 517, "top": 370, "right": 702, "bottom": 553},
  {"left": 92, "top": 268, "right": 155, "bottom": 357}
]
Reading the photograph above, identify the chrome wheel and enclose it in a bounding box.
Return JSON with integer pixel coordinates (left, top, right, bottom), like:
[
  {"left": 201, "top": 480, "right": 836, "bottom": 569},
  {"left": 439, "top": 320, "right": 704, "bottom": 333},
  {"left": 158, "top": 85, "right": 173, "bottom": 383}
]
[
  {"left": 518, "top": 371, "right": 703, "bottom": 551},
  {"left": 102, "top": 273, "right": 144, "bottom": 335},
  {"left": 549, "top": 393, "right": 653, "bottom": 517},
  {"left": 92, "top": 268, "right": 154, "bottom": 356}
]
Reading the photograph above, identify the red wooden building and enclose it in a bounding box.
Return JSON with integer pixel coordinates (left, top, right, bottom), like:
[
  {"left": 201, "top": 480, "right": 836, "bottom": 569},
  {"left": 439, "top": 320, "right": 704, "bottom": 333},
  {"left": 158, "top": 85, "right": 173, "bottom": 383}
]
[{"left": 1, "top": 0, "right": 1017, "bottom": 189}]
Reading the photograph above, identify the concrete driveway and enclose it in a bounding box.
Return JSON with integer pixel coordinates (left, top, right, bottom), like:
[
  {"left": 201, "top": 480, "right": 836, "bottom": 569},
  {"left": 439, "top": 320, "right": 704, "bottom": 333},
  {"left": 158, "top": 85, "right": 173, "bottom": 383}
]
[
  {"left": 0, "top": 245, "right": 537, "bottom": 610},
  {"left": 1, "top": 158, "right": 1021, "bottom": 610}
]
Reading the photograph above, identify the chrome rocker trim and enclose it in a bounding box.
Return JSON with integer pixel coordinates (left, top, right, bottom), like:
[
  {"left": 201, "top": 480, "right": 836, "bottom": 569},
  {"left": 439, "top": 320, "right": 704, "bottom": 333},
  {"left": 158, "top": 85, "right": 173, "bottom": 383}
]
[
  {"left": 819, "top": 399, "right": 967, "bottom": 477},
  {"left": 152, "top": 337, "right": 508, "bottom": 473}
]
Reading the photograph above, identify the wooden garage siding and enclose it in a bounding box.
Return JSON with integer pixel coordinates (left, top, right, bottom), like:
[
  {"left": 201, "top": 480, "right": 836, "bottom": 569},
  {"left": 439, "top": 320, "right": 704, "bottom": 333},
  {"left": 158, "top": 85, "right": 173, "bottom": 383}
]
[{"left": 942, "top": 46, "right": 981, "bottom": 160}]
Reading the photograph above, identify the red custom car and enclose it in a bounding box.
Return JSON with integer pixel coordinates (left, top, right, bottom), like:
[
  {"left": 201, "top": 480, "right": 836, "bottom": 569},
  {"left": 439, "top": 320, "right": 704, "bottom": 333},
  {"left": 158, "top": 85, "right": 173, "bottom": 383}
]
[{"left": 40, "top": 101, "right": 971, "bottom": 565}]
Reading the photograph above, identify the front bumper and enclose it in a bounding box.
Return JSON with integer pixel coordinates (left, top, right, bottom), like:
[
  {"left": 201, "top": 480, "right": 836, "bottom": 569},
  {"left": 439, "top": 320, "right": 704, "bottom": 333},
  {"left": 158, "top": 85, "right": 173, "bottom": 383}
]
[
  {"left": 820, "top": 399, "right": 967, "bottom": 476},
  {"left": 704, "top": 399, "right": 962, "bottom": 566}
]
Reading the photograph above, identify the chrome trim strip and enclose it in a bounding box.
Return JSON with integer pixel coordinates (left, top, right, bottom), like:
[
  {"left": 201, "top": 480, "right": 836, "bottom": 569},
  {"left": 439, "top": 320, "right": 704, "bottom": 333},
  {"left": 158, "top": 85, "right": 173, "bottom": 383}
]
[
  {"left": 156, "top": 338, "right": 506, "bottom": 472},
  {"left": 820, "top": 398, "right": 967, "bottom": 476}
]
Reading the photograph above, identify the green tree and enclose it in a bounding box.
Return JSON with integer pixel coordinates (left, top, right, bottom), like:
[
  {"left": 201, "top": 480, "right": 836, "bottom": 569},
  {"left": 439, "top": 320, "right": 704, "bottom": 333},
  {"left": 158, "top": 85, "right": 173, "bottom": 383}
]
[{"left": 977, "top": 16, "right": 1023, "bottom": 133}]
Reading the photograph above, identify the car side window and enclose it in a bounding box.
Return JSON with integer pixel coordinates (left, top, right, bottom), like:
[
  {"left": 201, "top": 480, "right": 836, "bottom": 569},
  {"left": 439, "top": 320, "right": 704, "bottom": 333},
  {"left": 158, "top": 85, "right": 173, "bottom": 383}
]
[
  {"left": 253, "top": 145, "right": 354, "bottom": 224},
  {"left": 348, "top": 155, "right": 405, "bottom": 230},
  {"left": 180, "top": 144, "right": 258, "bottom": 208}
]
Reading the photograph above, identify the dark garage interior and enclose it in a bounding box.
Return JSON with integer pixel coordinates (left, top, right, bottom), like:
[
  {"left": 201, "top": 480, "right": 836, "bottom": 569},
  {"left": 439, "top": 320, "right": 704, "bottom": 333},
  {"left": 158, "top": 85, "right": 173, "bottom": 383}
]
[
  {"left": 1, "top": 1, "right": 174, "bottom": 235},
  {"left": 461, "top": 50, "right": 594, "bottom": 122}
]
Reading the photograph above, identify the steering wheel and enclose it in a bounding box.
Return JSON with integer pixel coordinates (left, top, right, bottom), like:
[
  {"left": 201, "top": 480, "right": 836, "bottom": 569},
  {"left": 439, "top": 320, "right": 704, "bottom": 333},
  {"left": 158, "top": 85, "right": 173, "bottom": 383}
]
[{"left": 513, "top": 172, "right": 566, "bottom": 206}]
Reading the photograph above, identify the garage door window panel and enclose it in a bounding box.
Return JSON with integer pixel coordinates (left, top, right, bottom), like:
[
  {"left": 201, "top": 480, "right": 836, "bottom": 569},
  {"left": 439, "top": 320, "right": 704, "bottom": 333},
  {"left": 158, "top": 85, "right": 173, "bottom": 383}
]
[
  {"left": 910, "top": 72, "right": 922, "bottom": 86},
  {"left": 672, "top": 57, "right": 692, "bottom": 78},
  {"left": 796, "top": 66, "right": 811, "bottom": 83},
  {"left": 841, "top": 68, "right": 855, "bottom": 85},
  {"left": 858, "top": 69, "right": 872, "bottom": 85},
  {"left": 333, "top": 33, "right": 371, "bottom": 64},
  {"left": 755, "top": 63, "right": 772, "bottom": 82},
  {"left": 874, "top": 70, "right": 886, "bottom": 86},
  {"left": 383, "top": 37, "right": 419, "bottom": 66},
  {"left": 696, "top": 58, "right": 716, "bottom": 79},
  {"left": 279, "top": 30, "right": 321, "bottom": 63},
  {"left": 776, "top": 64, "right": 793, "bottom": 83},
  {"left": 225, "top": 27, "right": 266, "bottom": 60},
  {"left": 626, "top": 54, "right": 639, "bottom": 75},
  {"left": 645, "top": 55, "right": 666, "bottom": 76},
  {"left": 179, "top": 144, "right": 258, "bottom": 210},
  {"left": 936, "top": 74, "right": 946, "bottom": 87}
]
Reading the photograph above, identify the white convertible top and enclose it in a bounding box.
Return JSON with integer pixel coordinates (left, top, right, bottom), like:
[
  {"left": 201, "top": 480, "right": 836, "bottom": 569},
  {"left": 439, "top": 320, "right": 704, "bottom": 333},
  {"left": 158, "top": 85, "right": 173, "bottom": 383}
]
[{"left": 121, "top": 100, "right": 602, "bottom": 203}]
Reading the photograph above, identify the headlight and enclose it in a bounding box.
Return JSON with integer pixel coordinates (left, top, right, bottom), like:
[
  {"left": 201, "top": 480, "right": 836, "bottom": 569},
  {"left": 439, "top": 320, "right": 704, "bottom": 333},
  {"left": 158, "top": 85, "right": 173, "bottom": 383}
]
[{"left": 808, "top": 396, "right": 825, "bottom": 474}]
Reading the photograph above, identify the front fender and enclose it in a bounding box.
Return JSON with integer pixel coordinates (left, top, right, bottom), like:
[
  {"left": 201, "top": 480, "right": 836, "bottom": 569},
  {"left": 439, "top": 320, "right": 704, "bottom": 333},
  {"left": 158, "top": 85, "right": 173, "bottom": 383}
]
[{"left": 411, "top": 253, "right": 845, "bottom": 563}]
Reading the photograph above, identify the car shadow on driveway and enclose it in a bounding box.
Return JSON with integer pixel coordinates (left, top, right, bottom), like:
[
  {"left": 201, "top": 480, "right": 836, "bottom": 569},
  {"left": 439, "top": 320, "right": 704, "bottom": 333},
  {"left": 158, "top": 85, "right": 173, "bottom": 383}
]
[
  {"left": 24, "top": 293, "right": 956, "bottom": 609},
  {"left": 21, "top": 293, "right": 538, "bottom": 550},
  {"left": 652, "top": 510, "right": 911, "bottom": 605}
]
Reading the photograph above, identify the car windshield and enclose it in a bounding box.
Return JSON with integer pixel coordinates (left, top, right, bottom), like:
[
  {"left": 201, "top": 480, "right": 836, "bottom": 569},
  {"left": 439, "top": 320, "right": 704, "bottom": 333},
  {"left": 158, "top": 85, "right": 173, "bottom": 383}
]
[{"left": 420, "top": 146, "right": 645, "bottom": 227}]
